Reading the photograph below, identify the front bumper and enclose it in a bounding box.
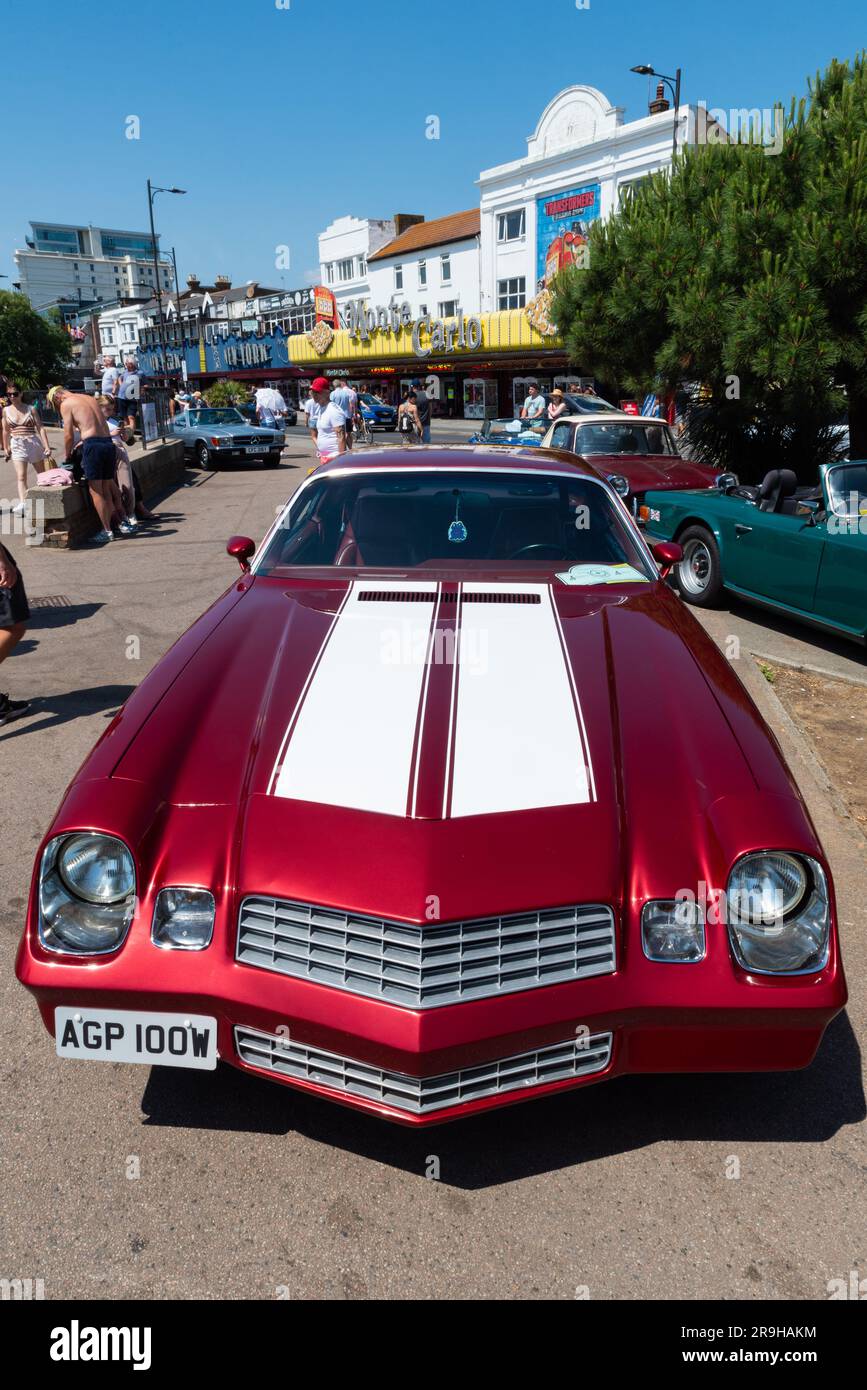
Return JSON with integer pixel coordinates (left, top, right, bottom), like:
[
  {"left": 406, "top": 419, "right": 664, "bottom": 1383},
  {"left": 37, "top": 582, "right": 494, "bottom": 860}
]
[{"left": 17, "top": 929, "right": 845, "bottom": 1125}]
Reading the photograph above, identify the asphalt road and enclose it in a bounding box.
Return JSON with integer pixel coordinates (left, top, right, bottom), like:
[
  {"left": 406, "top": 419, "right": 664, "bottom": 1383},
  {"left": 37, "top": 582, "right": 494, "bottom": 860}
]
[{"left": 1, "top": 426, "right": 864, "bottom": 1300}]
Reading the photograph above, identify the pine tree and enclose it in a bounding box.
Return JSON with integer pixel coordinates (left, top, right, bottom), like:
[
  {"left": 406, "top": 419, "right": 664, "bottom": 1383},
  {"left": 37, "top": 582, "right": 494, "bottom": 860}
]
[{"left": 550, "top": 53, "right": 867, "bottom": 480}]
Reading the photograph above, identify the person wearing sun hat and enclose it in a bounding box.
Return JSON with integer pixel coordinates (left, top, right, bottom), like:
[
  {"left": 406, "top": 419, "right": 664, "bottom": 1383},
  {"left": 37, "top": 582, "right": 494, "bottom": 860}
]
[{"left": 546, "top": 386, "right": 568, "bottom": 422}]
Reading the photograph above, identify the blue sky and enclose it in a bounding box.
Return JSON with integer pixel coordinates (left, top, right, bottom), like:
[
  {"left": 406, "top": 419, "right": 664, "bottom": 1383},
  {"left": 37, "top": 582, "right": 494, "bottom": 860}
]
[{"left": 1, "top": 0, "right": 864, "bottom": 292}]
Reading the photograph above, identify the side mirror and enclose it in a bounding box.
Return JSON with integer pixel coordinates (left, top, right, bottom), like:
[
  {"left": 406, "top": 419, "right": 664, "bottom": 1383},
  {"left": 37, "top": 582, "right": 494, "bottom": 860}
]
[
  {"left": 227, "top": 535, "right": 255, "bottom": 573},
  {"left": 651, "top": 540, "right": 683, "bottom": 578}
]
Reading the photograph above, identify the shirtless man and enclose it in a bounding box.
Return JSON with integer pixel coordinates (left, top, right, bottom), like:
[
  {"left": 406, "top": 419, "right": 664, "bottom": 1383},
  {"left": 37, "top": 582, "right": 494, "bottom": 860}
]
[{"left": 47, "top": 386, "right": 123, "bottom": 544}]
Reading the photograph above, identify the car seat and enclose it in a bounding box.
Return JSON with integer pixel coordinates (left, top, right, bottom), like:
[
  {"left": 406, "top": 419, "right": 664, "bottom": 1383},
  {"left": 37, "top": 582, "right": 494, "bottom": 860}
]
[
  {"left": 350, "top": 495, "right": 420, "bottom": 566},
  {"left": 758, "top": 469, "right": 798, "bottom": 513}
]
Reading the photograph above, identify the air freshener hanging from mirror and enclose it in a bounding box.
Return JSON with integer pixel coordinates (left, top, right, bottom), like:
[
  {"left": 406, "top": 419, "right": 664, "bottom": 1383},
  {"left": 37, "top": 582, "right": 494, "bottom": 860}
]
[{"left": 448, "top": 491, "right": 467, "bottom": 543}]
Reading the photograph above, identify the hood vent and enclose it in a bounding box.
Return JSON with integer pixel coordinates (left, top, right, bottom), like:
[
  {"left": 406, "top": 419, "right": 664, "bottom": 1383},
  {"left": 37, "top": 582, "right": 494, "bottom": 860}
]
[{"left": 357, "top": 590, "right": 541, "bottom": 605}]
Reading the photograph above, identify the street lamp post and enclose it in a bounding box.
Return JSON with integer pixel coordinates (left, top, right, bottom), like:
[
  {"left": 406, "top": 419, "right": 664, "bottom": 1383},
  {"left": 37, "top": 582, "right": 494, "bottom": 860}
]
[
  {"left": 146, "top": 179, "right": 186, "bottom": 439},
  {"left": 631, "top": 64, "right": 682, "bottom": 160}
]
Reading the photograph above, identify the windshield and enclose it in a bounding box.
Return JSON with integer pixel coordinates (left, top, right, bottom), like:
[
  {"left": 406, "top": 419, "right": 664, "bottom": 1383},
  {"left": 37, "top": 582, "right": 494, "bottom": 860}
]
[
  {"left": 566, "top": 395, "right": 619, "bottom": 415},
  {"left": 257, "top": 469, "right": 653, "bottom": 576},
  {"left": 484, "top": 419, "right": 547, "bottom": 439},
  {"left": 574, "top": 422, "right": 678, "bottom": 456},
  {"left": 360, "top": 393, "right": 386, "bottom": 405},
  {"left": 184, "top": 408, "right": 245, "bottom": 426},
  {"left": 826, "top": 463, "right": 867, "bottom": 518}
]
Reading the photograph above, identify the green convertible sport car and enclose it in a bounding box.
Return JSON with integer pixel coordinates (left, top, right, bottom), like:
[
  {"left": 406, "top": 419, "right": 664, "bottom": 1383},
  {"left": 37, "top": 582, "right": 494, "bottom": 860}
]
[{"left": 642, "top": 460, "right": 867, "bottom": 644}]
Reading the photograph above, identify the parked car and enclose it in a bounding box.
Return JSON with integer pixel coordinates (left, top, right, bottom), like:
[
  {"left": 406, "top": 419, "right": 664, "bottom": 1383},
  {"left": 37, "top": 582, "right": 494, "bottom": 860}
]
[
  {"left": 642, "top": 460, "right": 867, "bottom": 643},
  {"left": 358, "top": 392, "right": 397, "bottom": 431},
  {"left": 542, "top": 412, "right": 722, "bottom": 516},
  {"left": 171, "top": 407, "right": 284, "bottom": 469},
  {"left": 468, "top": 417, "right": 547, "bottom": 446},
  {"left": 16, "top": 448, "right": 846, "bottom": 1125}
]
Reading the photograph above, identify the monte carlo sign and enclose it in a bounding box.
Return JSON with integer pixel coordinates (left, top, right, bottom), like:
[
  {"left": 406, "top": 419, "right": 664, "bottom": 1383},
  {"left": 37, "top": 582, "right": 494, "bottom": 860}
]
[{"left": 346, "top": 299, "right": 483, "bottom": 359}]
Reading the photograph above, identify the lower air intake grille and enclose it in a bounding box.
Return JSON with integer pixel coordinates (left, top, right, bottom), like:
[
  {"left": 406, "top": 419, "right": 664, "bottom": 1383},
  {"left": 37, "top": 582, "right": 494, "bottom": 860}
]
[
  {"left": 234, "top": 1027, "right": 613, "bottom": 1116},
  {"left": 236, "top": 898, "right": 617, "bottom": 1009}
]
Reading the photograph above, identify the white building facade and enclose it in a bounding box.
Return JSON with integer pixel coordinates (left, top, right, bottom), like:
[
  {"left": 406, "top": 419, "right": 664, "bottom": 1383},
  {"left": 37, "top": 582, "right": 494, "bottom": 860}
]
[
  {"left": 365, "top": 210, "right": 481, "bottom": 322},
  {"left": 478, "top": 85, "right": 704, "bottom": 317},
  {"left": 318, "top": 215, "right": 404, "bottom": 321},
  {"left": 14, "top": 222, "right": 174, "bottom": 321}
]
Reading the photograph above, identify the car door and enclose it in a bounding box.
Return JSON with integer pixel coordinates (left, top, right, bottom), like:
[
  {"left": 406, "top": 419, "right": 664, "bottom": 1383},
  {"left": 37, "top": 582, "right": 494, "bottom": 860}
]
[
  {"left": 547, "top": 421, "right": 575, "bottom": 453},
  {"left": 717, "top": 505, "right": 825, "bottom": 612}
]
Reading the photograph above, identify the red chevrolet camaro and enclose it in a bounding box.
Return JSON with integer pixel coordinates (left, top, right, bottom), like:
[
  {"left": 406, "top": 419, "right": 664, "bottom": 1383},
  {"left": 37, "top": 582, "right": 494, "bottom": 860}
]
[{"left": 16, "top": 446, "right": 847, "bottom": 1125}]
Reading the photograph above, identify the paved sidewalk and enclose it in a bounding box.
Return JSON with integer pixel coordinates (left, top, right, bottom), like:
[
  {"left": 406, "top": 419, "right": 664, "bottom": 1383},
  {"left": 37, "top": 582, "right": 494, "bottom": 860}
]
[{"left": 0, "top": 437, "right": 864, "bottom": 1300}]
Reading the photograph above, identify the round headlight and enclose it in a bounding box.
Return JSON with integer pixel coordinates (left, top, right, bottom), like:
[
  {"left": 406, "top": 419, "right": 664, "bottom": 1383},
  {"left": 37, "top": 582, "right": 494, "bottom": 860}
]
[
  {"left": 58, "top": 834, "right": 136, "bottom": 905},
  {"left": 728, "top": 852, "right": 808, "bottom": 924}
]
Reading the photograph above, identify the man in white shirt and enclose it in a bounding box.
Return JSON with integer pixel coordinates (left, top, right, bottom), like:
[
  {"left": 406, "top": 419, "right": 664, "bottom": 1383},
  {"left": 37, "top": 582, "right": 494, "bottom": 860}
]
[
  {"left": 309, "top": 376, "right": 346, "bottom": 463},
  {"left": 520, "top": 383, "right": 546, "bottom": 420}
]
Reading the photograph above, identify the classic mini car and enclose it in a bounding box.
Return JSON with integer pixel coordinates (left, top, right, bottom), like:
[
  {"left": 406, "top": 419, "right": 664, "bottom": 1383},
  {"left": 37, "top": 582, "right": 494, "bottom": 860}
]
[
  {"left": 358, "top": 392, "right": 397, "bottom": 431},
  {"left": 541, "top": 413, "right": 721, "bottom": 516},
  {"left": 171, "top": 407, "right": 284, "bottom": 468},
  {"left": 16, "top": 446, "right": 846, "bottom": 1125},
  {"left": 467, "top": 417, "right": 547, "bottom": 447},
  {"left": 642, "top": 460, "right": 867, "bottom": 643}
]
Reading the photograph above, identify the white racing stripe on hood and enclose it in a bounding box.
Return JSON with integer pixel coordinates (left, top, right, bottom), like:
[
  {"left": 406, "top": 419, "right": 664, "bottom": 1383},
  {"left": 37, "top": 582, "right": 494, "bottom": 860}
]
[
  {"left": 272, "top": 580, "right": 438, "bottom": 815},
  {"left": 271, "top": 579, "right": 594, "bottom": 819},
  {"left": 447, "top": 582, "right": 594, "bottom": 818}
]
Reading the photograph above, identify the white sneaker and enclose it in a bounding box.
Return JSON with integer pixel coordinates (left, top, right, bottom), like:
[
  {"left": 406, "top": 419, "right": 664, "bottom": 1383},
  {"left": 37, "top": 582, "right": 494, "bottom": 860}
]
[{"left": 86, "top": 529, "right": 114, "bottom": 545}]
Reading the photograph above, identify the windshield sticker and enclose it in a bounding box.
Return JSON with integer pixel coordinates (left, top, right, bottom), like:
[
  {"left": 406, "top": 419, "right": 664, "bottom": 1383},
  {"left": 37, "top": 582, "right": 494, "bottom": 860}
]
[{"left": 556, "top": 563, "right": 648, "bottom": 586}]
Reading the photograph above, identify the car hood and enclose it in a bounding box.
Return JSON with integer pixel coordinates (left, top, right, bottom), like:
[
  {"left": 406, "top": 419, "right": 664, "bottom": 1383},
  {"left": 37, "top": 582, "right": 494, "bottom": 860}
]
[
  {"left": 581, "top": 453, "right": 718, "bottom": 492},
  {"left": 97, "top": 575, "right": 806, "bottom": 922}
]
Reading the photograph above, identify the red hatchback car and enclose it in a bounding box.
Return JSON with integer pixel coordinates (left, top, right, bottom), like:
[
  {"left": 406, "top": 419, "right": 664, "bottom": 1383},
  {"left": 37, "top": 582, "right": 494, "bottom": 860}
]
[
  {"left": 16, "top": 446, "right": 846, "bottom": 1125},
  {"left": 540, "top": 412, "right": 722, "bottom": 517}
]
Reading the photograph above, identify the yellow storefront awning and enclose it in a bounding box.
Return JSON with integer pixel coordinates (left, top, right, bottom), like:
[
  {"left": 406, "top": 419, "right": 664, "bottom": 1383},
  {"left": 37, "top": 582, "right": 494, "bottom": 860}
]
[{"left": 286, "top": 308, "right": 562, "bottom": 366}]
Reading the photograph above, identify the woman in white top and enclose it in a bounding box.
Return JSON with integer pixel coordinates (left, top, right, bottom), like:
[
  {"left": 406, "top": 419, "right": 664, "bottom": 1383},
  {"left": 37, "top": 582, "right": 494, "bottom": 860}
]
[{"left": 2, "top": 385, "right": 53, "bottom": 513}]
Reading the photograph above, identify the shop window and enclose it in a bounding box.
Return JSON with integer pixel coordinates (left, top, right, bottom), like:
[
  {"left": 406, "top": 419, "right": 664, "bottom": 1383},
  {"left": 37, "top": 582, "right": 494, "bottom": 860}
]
[
  {"left": 497, "top": 277, "right": 526, "bottom": 310},
  {"left": 497, "top": 210, "right": 526, "bottom": 242}
]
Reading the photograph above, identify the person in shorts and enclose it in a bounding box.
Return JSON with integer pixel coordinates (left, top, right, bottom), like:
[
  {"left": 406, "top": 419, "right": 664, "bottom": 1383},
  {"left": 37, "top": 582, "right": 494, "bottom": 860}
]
[
  {"left": 48, "top": 386, "right": 123, "bottom": 544},
  {"left": 118, "top": 359, "right": 141, "bottom": 438},
  {"left": 0, "top": 542, "right": 30, "bottom": 725}
]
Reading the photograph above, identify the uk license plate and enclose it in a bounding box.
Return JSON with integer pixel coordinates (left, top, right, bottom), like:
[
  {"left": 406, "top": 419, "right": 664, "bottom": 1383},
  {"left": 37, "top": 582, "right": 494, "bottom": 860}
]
[{"left": 55, "top": 1008, "right": 218, "bottom": 1070}]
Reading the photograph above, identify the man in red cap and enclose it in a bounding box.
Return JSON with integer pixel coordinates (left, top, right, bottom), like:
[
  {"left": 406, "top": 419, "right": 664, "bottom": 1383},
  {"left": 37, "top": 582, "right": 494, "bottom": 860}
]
[{"left": 308, "top": 376, "right": 347, "bottom": 465}]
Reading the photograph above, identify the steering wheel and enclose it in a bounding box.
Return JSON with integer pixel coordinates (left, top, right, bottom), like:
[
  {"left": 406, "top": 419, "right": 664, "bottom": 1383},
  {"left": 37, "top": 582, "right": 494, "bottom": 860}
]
[{"left": 508, "top": 543, "right": 569, "bottom": 560}]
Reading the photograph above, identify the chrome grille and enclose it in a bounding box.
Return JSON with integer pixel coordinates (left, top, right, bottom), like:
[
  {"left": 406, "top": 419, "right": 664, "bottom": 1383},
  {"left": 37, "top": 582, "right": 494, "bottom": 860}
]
[
  {"left": 236, "top": 898, "right": 616, "bottom": 1009},
  {"left": 234, "top": 1026, "right": 613, "bottom": 1115}
]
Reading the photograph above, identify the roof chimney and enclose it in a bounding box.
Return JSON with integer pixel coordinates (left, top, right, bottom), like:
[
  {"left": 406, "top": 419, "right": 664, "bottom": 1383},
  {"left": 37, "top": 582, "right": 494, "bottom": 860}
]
[
  {"left": 393, "top": 213, "right": 425, "bottom": 237},
  {"left": 186, "top": 273, "right": 201, "bottom": 291},
  {"left": 649, "top": 82, "right": 670, "bottom": 115},
  {"left": 214, "top": 274, "right": 231, "bottom": 290}
]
